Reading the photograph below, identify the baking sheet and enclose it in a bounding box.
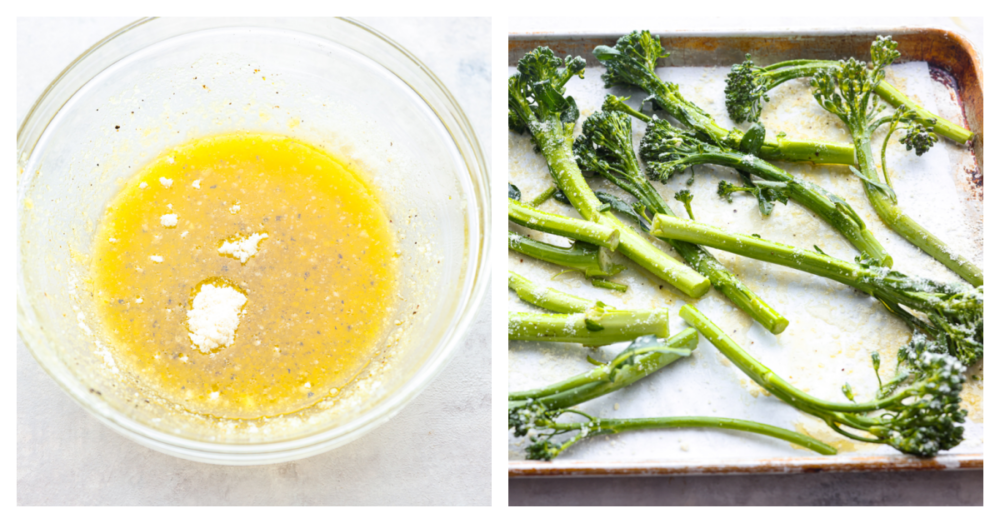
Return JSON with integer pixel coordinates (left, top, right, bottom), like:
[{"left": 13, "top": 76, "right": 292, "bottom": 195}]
[{"left": 507, "top": 32, "right": 983, "bottom": 474}]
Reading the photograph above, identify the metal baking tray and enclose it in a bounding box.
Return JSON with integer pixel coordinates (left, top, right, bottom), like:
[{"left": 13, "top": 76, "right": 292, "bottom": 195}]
[{"left": 507, "top": 28, "right": 983, "bottom": 477}]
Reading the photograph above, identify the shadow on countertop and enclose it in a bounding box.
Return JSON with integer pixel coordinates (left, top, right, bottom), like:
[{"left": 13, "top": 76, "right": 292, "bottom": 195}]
[{"left": 510, "top": 469, "right": 983, "bottom": 506}]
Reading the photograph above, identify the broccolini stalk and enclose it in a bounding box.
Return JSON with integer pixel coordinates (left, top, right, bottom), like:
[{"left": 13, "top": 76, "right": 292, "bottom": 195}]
[
  {"left": 679, "top": 304, "right": 967, "bottom": 457},
  {"left": 509, "top": 330, "right": 697, "bottom": 407},
  {"left": 639, "top": 116, "right": 892, "bottom": 267},
  {"left": 652, "top": 214, "right": 983, "bottom": 365},
  {"left": 509, "top": 197, "right": 620, "bottom": 251},
  {"left": 509, "top": 331, "right": 835, "bottom": 459},
  {"left": 725, "top": 54, "right": 973, "bottom": 143},
  {"left": 594, "top": 30, "right": 855, "bottom": 164},
  {"left": 574, "top": 99, "right": 788, "bottom": 335},
  {"left": 513, "top": 407, "right": 838, "bottom": 460},
  {"left": 508, "top": 271, "right": 599, "bottom": 313},
  {"left": 508, "top": 307, "right": 668, "bottom": 346},
  {"left": 810, "top": 36, "right": 983, "bottom": 287},
  {"left": 509, "top": 46, "right": 711, "bottom": 298},
  {"left": 673, "top": 189, "right": 695, "bottom": 219},
  {"left": 508, "top": 230, "right": 622, "bottom": 278},
  {"left": 528, "top": 185, "right": 559, "bottom": 207}
]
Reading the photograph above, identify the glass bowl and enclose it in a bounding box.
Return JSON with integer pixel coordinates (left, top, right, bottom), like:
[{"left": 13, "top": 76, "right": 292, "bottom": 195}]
[{"left": 17, "top": 17, "right": 490, "bottom": 465}]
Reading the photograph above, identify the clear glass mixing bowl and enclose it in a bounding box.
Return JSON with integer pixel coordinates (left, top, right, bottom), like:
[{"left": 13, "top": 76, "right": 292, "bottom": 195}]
[{"left": 17, "top": 17, "right": 490, "bottom": 465}]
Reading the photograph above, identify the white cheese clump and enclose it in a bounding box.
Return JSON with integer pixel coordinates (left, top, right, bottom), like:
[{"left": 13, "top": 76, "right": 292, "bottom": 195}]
[
  {"left": 218, "top": 233, "right": 268, "bottom": 264},
  {"left": 187, "top": 283, "right": 247, "bottom": 353},
  {"left": 149, "top": 255, "right": 164, "bottom": 263},
  {"left": 159, "top": 177, "right": 173, "bottom": 188},
  {"left": 160, "top": 214, "right": 178, "bottom": 228},
  {"left": 139, "top": 182, "right": 148, "bottom": 189},
  {"left": 192, "top": 179, "right": 201, "bottom": 189}
]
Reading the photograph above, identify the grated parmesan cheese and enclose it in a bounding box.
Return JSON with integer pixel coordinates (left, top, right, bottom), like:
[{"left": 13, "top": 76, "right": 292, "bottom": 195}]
[
  {"left": 159, "top": 177, "right": 173, "bottom": 188},
  {"left": 139, "top": 182, "right": 148, "bottom": 189},
  {"left": 160, "top": 214, "right": 178, "bottom": 228},
  {"left": 187, "top": 283, "right": 247, "bottom": 353},
  {"left": 149, "top": 255, "right": 164, "bottom": 263},
  {"left": 218, "top": 233, "right": 268, "bottom": 264}
]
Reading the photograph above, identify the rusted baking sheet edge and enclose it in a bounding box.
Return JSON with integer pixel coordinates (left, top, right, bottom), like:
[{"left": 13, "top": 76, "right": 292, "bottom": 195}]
[{"left": 510, "top": 455, "right": 983, "bottom": 477}]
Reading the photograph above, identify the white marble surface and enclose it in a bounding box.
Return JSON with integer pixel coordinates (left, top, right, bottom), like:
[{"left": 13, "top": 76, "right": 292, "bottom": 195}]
[
  {"left": 17, "top": 17, "right": 491, "bottom": 506},
  {"left": 507, "top": 16, "right": 983, "bottom": 506},
  {"left": 509, "top": 17, "right": 983, "bottom": 54}
]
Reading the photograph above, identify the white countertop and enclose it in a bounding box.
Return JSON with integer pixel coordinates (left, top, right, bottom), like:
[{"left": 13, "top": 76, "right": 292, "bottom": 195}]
[
  {"left": 17, "top": 17, "right": 491, "bottom": 506},
  {"left": 509, "top": 17, "right": 983, "bottom": 53}
]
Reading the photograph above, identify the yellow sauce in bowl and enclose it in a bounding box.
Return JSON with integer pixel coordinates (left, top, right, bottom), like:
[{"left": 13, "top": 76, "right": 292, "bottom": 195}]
[{"left": 91, "top": 132, "right": 398, "bottom": 419}]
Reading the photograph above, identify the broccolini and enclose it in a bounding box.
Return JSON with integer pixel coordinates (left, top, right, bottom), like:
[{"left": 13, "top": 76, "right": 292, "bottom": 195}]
[
  {"left": 725, "top": 51, "right": 974, "bottom": 143},
  {"left": 574, "top": 98, "right": 788, "bottom": 334},
  {"left": 809, "top": 36, "right": 983, "bottom": 286},
  {"left": 594, "top": 30, "right": 856, "bottom": 164},
  {"left": 639, "top": 115, "right": 892, "bottom": 267},
  {"left": 680, "top": 304, "right": 967, "bottom": 457},
  {"left": 509, "top": 46, "right": 711, "bottom": 298},
  {"left": 651, "top": 214, "right": 983, "bottom": 366}
]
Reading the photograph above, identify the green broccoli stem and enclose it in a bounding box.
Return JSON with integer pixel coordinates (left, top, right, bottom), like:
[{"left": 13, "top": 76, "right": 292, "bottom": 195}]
[
  {"left": 756, "top": 60, "right": 972, "bottom": 144},
  {"left": 649, "top": 200, "right": 789, "bottom": 335},
  {"left": 643, "top": 74, "right": 855, "bottom": 164},
  {"left": 548, "top": 416, "right": 837, "bottom": 456},
  {"left": 678, "top": 304, "right": 917, "bottom": 416},
  {"left": 874, "top": 82, "right": 973, "bottom": 144},
  {"left": 532, "top": 128, "right": 711, "bottom": 298},
  {"left": 508, "top": 309, "right": 669, "bottom": 347},
  {"left": 508, "top": 197, "right": 621, "bottom": 251},
  {"left": 679, "top": 303, "right": 969, "bottom": 456},
  {"left": 668, "top": 151, "right": 891, "bottom": 267},
  {"left": 760, "top": 61, "right": 839, "bottom": 88},
  {"left": 509, "top": 328, "right": 698, "bottom": 406},
  {"left": 853, "top": 133, "right": 983, "bottom": 286},
  {"left": 508, "top": 230, "right": 621, "bottom": 278},
  {"left": 508, "top": 271, "right": 598, "bottom": 313},
  {"left": 677, "top": 304, "right": 973, "bottom": 455},
  {"left": 528, "top": 185, "right": 559, "bottom": 207},
  {"left": 650, "top": 214, "right": 948, "bottom": 313},
  {"left": 584, "top": 103, "right": 788, "bottom": 334}
]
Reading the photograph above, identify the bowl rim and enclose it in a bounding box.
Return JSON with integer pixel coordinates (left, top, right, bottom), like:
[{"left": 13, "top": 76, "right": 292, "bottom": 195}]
[{"left": 16, "top": 16, "right": 491, "bottom": 465}]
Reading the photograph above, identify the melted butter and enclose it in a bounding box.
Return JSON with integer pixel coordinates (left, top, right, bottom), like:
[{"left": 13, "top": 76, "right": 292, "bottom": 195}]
[{"left": 91, "top": 132, "right": 397, "bottom": 419}]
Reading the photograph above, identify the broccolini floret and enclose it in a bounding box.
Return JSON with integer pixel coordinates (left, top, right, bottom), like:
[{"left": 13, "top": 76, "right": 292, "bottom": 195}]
[
  {"left": 809, "top": 36, "right": 982, "bottom": 287},
  {"left": 510, "top": 46, "right": 711, "bottom": 298},
  {"left": 724, "top": 52, "right": 973, "bottom": 143},
  {"left": 680, "top": 305, "right": 967, "bottom": 457},
  {"left": 509, "top": 332, "right": 836, "bottom": 459},
  {"left": 639, "top": 115, "right": 892, "bottom": 268},
  {"left": 573, "top": 97, "right": 788, "bottom": 334},
  {"left": 651, "top": 215, "right": 983, "bottom": 366},
  {"left": 594, "top": 30, "right": 855, "bottom": 164}
]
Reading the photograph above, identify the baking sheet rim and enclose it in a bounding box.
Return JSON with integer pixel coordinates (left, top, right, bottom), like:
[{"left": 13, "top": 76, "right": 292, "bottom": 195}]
[
  {"left": 507, "top": 26, "right": 983, "bottom": 477},
  {"left": 510, "top": 454, "right": 983, "bottom": 477}
]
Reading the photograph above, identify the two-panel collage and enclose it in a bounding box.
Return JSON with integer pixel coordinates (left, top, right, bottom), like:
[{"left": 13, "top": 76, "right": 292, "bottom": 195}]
[{"left": 17, "top": 16, "right": 985, "bottom": 507}]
